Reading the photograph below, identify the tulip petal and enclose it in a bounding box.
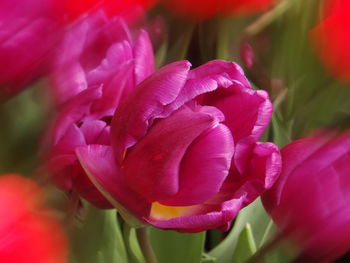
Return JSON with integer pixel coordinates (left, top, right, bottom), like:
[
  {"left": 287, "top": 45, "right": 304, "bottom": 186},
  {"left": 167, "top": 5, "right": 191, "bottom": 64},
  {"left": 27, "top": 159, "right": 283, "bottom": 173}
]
[
  {"left": 71, "top": 164, "right": 113, "bottom": 209},
  {"left": 90, "top": 59, "right": 134, "bottom": 112},
  {"left": 86, "top": 41, "right": 133, "bottom": 85},
  {"left": 76, "top": 145, "right": 148, "bottom": 226},
  {"left": 50, "top": 17, "right": 89, "bottom": 105},
  {"left": 239, "top": 142, "right": 281, "bottom": 205},
  {"left": 122, "top": 105, "right": 223, "bottom": 203},
  {"left": 53, "top": 86, "right": 102, "bottom": 144},
  {"left": 202, "top": 84, "right": 272, "bottom": 174},
  {"left": 263, "top": 131, "right": 335, "bottom": 210},
  {"left": 165, "top": 60, "right": 244, "bottom": 112},
  {"left": 53, "top": 124, "right": 86, "bottom": 152},
  {"left": 262, "top": 130, "right": 350, "bottom": 262},
  {"left": 161, "top": 124, "right": 234, "bottom": 206},
  {"left": 188, "top": 60, "right": 250, "bottom": 89},
  {"left": 51, "top": 63, "right": 88, "bottom": 106},
  {"left": 134, "top": 30, "right": 155, "bottom": 85},
  {"left": 80, "top": 120, "right": 107, "bottom": 145},
  {"left": 147, "top": 197, "right": 245, "bottom": 233},
  {"left": 203, "top": 85, "right": 272, "bottom": 143},
  {"left": 47, "top": 154, "right": 76, "bottom": 190},
  {"left": 111, "top": 60, "right": 191, "bottom": 162}
]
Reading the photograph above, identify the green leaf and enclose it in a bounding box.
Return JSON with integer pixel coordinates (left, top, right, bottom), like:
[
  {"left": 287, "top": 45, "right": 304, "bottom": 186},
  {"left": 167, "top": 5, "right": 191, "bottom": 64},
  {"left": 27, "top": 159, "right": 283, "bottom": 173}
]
[
  {"left": 233, "top": 224, "right": 257, "bottom": 263},
  {"left": 271, "top": 112, "right": 291, "bottom": 148},
  {"left": 209, "top": 199, "right": 270, "bottom": 263},
  {"left": 155, "top": 39, "right": 168, "bottom": 69},
  {"left": 122, "top": 225, "right": 147, "bottom": 263},
  {"left": 201, "top": 253, "right": 217, "bottom": 263},
  {"left": 70, "top": 206, "right": 127, "bottom": 263},
  {"left": 0, "top": 85, "right": 47, "bottom": 174},
  {"left": 149, "top": 228, "right": 205, "bottom": 263}
]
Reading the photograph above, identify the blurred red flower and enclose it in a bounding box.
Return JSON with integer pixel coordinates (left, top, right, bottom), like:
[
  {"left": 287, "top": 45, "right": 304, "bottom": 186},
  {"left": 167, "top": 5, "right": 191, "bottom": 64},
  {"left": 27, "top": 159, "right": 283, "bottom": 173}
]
[
  {"left": 64, "top": 0, "right": 156, "bottom": 22},
  {"left": 0, "top": 174, "right": 67, "bottom": 263},
  {"left": 162, "top": 0, "right": 275, "bottom": 20},
  {"left": 311, "top": 0, "right": 350, "bottom": 83}
]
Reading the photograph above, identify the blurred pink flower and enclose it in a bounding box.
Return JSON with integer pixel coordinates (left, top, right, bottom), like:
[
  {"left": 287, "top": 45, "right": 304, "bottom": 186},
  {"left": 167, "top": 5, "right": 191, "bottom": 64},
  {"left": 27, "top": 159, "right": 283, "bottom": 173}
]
[
  {"left": 76, "top": 60, "right": 281, "bottom": 232},
  {"left": 0, "top": 174, "right": 67, "bottom": 263},
  {"left": 47, "top": 15, "right": 154, "bottom": 208},
  {"left": 263, "top": 130, "right": 350, "bottom": 262},
  {"left": 51, "top": 11, "right": 154, "bottom": 107},
  {"left": 0, "top": 0, "right": 63, "bottom": 100}
]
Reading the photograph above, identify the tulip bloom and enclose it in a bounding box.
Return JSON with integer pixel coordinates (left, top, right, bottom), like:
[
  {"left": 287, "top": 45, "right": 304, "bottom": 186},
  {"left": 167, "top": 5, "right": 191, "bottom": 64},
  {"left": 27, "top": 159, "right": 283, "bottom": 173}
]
[
  {"left": 76, "top": 60, "right": 281, "bottom": 232},
  {"left": 51, "top": 12, "right": 154, "bottom": 106},
  {"left": 0, "top": 0, "right": 63, "bottom": 100},
  {"left": 47, "top": 15, "right": 154, "bottom": 208},
  {"left": 0, "top": 174, "right": 67, "bottom": 263},
  {"left": 262, "top": 131, "right": 350, "bottom": 262},
  {"left": 310, "top": 0, "right": 350, "bottom": 83},
  {"left": 162, "top": 0, "right": 275, "bottom": 20}
]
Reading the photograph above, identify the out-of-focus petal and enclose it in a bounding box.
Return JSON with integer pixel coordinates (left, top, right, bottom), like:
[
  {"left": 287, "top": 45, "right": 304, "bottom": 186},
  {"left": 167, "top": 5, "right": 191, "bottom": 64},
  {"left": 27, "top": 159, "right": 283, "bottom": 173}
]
[
  {"left": 134, "top": 30, "right": 155, "bottom": 85},
  {"left": 52, "top": 86, "right": 102, "bottom": 144},
  {"left": 262, "top": 130, "right": 350, "bottom": 262}
]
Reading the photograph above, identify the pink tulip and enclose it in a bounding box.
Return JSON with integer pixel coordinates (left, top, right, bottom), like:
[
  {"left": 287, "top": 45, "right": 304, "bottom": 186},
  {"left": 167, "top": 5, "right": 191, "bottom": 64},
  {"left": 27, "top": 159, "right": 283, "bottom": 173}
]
[
  {"left": 263, "top": 130, "right": 350, "bottom": 262},
  {"left": 0, "top": 0, "right": 63, "bottom": 100},
  {"left": 76, "top": 60, "right": 281, "bottom": 232},
  {"left": 47, "top": 15, "right": 154, "bottom": 208},
  {"left": 50, "top": 11, "right": 154, "bottom": 107}
]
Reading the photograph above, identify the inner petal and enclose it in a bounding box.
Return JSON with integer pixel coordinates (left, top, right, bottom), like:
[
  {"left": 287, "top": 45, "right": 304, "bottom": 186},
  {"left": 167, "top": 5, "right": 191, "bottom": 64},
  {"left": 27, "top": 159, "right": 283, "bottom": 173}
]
[
  {"left": 160, "top": 123, "right": 234, "bottom": 206},
  {"left": 122, "top": 105, "right": 220, "bottom": 203}
]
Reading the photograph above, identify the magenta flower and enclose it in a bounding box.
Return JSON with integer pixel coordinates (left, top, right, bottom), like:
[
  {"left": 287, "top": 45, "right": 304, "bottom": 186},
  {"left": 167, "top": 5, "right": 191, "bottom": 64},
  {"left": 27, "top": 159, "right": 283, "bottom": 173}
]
[
  {"left": 50, "top": 10, "right": 154, "bottom": 107},
  {"left": 262, "top": 131, "right": 350, "bottom": 262},
  {"left": 0, "top": 0, "right": 63, "bottom": 100},
  {"left": 47, "top": 15, "right": 154, "bottom": 208},
  {"left": 76, "top": 60, "right": 281, "bottom": 232}
]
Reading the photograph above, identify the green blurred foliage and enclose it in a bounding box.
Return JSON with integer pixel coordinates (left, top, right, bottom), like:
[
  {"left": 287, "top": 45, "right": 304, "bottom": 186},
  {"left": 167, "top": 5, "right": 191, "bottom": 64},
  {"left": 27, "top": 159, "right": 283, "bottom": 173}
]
[
  {"left": 233, "top": 224, "right": 257, "bottom": 263},
  {"left": 209, "top": 199, "right": 271, "bottom": 263},
  {"left": 149, "top": 227, "right": 205, "bottom": 263},
  {"left": 0, "top": 84, "right": 52, "bottom": 174},
  {"left": 69, "top": 206, "right": 127, "bottom": 263}
]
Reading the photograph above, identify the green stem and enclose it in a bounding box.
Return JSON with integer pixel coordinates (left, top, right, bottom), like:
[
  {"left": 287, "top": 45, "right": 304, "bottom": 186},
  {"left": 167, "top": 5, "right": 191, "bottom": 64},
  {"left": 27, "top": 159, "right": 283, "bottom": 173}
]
[
  {"left": 216, "top": 18, "right": 231, "bottom": 60},
  {"left": 136, "top": 227, "right": 158, "bottom": 263},
  {"left": 65, "top": 191, "right": 80, "bottom": 229},
  {"left": 122, "top": 224, "right": 139, "bottom": 263},
  {"left": 244, "top": 0, "right": 292, "bottom": 37},
  {"left": 259, "top": 219, "right": 274, "bottom": 248}
]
